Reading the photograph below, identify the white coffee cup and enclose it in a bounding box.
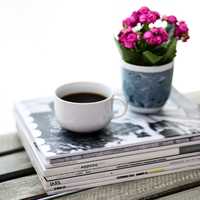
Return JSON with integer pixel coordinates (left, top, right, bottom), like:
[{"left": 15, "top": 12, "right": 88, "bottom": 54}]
[{"left": 54, "top": 82, "right": 128, "bottom": 133}]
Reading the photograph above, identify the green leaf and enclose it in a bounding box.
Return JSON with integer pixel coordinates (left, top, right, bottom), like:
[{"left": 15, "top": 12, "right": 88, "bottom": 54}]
[
  {"left": 142, "top": 51, "right": 163, "bottom": 65},
  {"left": 161, "top": 38, "right": 177, "bottom": 63},
  {"left": 114, "top": 38, "right": 142, "bottom": 65},
  {"left": 136, "top": 40, "right": 148, "bottom": 52},
  {"left": 114, "top": 37, "right": 177, "bottom": 66},
  {"left": 151, "top": 45, "right": 167, "bottom": 56}
]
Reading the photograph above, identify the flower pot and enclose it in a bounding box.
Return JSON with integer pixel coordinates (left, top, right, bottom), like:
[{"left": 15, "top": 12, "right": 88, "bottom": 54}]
[{"left": 121, "top": 61, "right": 174, "bottom": 113}]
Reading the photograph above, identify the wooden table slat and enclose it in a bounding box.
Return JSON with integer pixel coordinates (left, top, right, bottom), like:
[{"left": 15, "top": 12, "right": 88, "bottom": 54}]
[
  {"left": 0, "top": 133, "right": 23, "bottom": 156},
  {"left": 1, "top": 168, "right": 200, "bottom": 200},
  {"left": 157, "top": 185, "right": 200, "bottom": 200},
  {"left": 0, "top": 151, "right": 34, "bottom": 182},
  {"left": 0, "top": 175, "right": 45, "bottom": 200}
]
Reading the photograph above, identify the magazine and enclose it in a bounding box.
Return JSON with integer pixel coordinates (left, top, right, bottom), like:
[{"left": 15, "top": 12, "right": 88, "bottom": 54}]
[
  {"left": 14, "top": 88, "right": 200, "bottom": 164},
  {"left": 15, "top": 88, "right": 200, "bottom": 195},
  {"left": 45, "top": 164, "right": 200, "bottom": 195},
  {"left": 16, "top": 108, "right": 200, "bottom": 178},
  {"left": 16, "top": 118, "right": 200, "bottom": 195},
  {"left": 45, "top": 155, "right": 200, "bottom": 187},
  {"left": 16, "top": 112, "right": 200, "bottom": 183},
  {"left": 45, "top": 152, "right": 200, "bottom": 180}
]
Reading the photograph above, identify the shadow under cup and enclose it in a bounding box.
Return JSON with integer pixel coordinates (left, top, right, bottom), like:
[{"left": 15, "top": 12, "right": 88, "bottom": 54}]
[{"left": 54, "top": 82, "right": 114, "bottom": 133}]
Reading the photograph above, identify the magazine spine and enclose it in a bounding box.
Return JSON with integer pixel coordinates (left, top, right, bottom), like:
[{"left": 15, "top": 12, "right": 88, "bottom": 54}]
[
  {"left": 46, "top": 151, "right": 200, "bottom": 180},
  {"left": 45, "top": 164, "right": 200, "bottom": 194},
  {"left": 45, "top": 156, "right": 200, "bottom": 188},
  {"left": 49, "top": 135, "right": 200, "bottom": 164},
  {"left": 45, "top": 147, "right": 178, "bottom": 177}
]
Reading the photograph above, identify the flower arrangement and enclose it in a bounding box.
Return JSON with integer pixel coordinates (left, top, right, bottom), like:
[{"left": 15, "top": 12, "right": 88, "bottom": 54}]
[{"left": 116, "top": 6, "right": 189, "bottom": 66}]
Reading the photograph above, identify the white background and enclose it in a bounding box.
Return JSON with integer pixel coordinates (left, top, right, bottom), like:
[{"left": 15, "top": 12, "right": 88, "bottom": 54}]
[{"left": 0, "top": 0, "right": 199, "bottom": 134}]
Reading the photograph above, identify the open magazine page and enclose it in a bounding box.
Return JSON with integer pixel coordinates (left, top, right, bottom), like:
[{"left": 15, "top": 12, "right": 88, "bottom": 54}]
[
  {"left": 15, "top": 88, "right": 200, "bottom": 160},
  {"left": 112, "top": 87, "right": 200, "bottom": 144}
]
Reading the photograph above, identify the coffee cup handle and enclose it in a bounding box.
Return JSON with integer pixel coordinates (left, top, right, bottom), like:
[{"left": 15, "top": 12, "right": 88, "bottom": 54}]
[{"left": 113, "top": 97, "right": 128, "bottom": 119}]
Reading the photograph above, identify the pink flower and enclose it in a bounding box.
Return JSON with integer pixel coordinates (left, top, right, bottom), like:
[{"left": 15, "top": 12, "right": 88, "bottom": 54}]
[
  {"left": 123, "top": 18, "right": 133, "bottom": 28},
  {"left": 158, "top": 27, "right": 168, "bottom": 41},
  {"left": 153, "top": 11, "right": 160, "bottom": 19},
  {"left": 138, "top": 6, "right": 150, "bottom": 14},
  {"left": 137, "top": 7, "right": 160, "bottom": 24},
  {"left": 131, "top": 11, "right": 139, "bottom": 18},
  {"left": 148, "top": 11, "right": 160, "bottom": 23},
  {"left": 175, "top": 21, "right": 189, "bottom": 42},
  {"left": 143, "top": 31, "right": 153, "bottom": 39},
  {"left": 131, "top": 11, "right": 139, "bottom": 25},
  {"left": 123, "top": 16, "right": 138, "bottom": 28},
  {"left": 143, "top": 27, "right": 168, "bottom": 45},
  {"left": 162, "top": 15, "right": 177, "bottom": 24},
  {"left": 139, "top": 14, "right": 148, "bottom": 23},
  {"left": 118, "top": 27, "right": 138, "bottom": 48},
  {"left": 122, "top": 11, "right": 139, "bottom": 28},
  {"left": 122, "top": 7, "right": 160, "bottom": 27},
  {"left": 178, "top": 21, "right": 189, "bottom": 32}
]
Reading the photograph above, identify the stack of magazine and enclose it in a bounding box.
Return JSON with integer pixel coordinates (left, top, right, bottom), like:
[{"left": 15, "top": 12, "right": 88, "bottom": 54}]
[{"left": 14, "top": 88, "right": 200, "bottom": 195}]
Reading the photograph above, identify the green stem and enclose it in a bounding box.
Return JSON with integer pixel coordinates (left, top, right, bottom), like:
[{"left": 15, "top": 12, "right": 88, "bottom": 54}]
[{"left": 142, "top": 23, "right": 149, "bottom": 33}]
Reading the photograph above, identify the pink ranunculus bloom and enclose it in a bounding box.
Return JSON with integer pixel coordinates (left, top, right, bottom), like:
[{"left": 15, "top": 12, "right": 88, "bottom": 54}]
[
  {"left": 118, "top": 27, "right": 138, "bottom": 49},
  {"left": 155, "top": 36, "right": 162, "bottom": 45},
  {"left": 130, "top": 16, "right": 138, "bottom": 27},
  {"left": 138, "top": 6, "right": 150, "bottom": 14},
  {"left": 137, "top": 7, "right": 160, "bottom": 24},
  {"left": 162, "top": 15, "right": 177, "bottom": 24},
  {"left": 143, "top": 31, "right": 153, "bottom": 40},
  {"left": 123, "top": 13, "right": 138, "bottom": 28},
  {"left": 147, "top": 11, "right": 160, "bottom": 23},
  {"left": 178, "top": 21, "right": 189, "bottom": 32},
  {"left": 130, "top": 11, "right": 139, "bottom": 26},
  {"left": 151, "top": 27, "right": 159, "bottom": 34},
  {"left": 131, "top": 11, "right": 139, "bottom": 19},
  {"left": 158, "top": 27, "right": 168, "bottom": 41},
  {"left": 175, "top": 21, "right": 189, "bottom": 42},
  {"left": 153, "top": 11, "right": 160, "bottom": 19},
  {"left": 143, "top": 27, "right": 169, "bottom": 46},
  {"left": 139, "top": 14, "right": 147, "bottom": 23},
  {"left": 122, "top": 17, "right": 133, "bottom": 28},
  {"left": 138, "top": 12, "right": 158, "bottom": 24}
]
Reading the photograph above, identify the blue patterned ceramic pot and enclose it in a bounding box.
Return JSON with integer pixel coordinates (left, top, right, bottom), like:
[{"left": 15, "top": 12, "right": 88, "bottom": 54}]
[{"left": 122, "top": 61, "right": 174, "bottom": 113}]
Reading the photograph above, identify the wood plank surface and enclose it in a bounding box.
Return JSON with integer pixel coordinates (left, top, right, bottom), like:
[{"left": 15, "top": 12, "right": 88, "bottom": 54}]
[
  {"left": 0, "top": 175, "right": 46, "bottom": 200},
  {"left": 0, "top": 132, "right": 23, "bottom": 156},
  {"left": 0, "top": 151, "right": 34, "bottom": 182},
  {"left": 1, "top": 168, "right": 198, "bottom": 200},
  {"left": 157, "top": 186, "right": 200, "bottom": 200}
]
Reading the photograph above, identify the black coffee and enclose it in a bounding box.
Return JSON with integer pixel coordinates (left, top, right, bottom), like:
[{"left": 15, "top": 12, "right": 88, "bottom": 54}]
[{"left": 61, "top": 92, "right": 107, "bottom": 103}]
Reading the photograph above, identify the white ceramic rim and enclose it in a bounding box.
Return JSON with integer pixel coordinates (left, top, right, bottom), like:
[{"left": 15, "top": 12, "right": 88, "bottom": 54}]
[
  {"left": 130, "top": 105, "right": 162, "bottom": 114},
  {"left": 121, "top": 60, "right": 174, "bottom": 73},
  {"left": 55, "top": 81, "right": 113, "bottom": 105}
]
